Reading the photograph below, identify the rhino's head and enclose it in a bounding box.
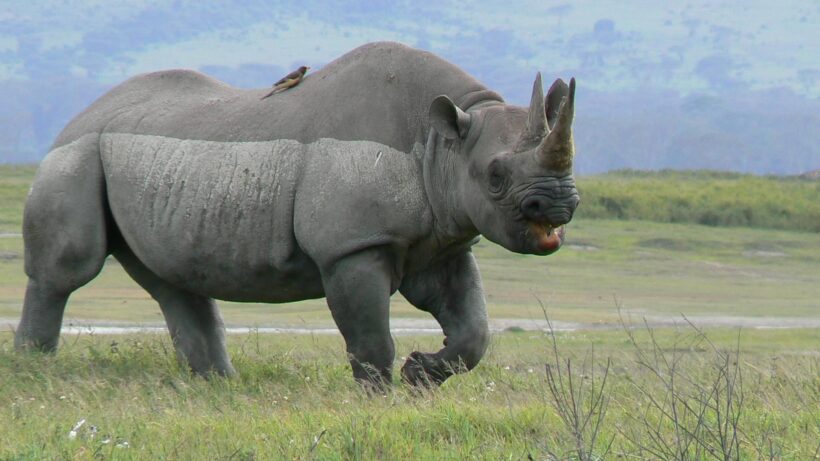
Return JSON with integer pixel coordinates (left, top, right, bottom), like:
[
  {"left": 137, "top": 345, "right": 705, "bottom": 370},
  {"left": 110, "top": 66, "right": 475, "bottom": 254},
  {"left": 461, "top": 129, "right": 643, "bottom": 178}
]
[{"left": 429, "top": 74, "right": 579, "bottom": 255}]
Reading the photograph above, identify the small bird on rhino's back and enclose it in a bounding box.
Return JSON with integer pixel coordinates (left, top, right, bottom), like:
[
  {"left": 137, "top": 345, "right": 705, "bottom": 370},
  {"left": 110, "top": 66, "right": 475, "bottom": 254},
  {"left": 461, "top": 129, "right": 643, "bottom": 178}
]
[{"left": 260, "top": 65, "right": 310, "bottom": 99}]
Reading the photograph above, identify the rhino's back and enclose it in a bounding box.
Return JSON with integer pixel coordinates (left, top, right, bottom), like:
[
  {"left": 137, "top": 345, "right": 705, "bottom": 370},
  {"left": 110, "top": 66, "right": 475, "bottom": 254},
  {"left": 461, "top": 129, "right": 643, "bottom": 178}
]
[{"left": 59, "top": 42, "right": 495, "bottom": 153}]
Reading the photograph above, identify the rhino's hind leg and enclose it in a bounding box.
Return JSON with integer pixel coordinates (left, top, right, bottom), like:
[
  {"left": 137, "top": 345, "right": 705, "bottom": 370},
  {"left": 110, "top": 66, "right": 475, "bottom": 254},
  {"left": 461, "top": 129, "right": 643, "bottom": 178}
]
[
  {"left": 16, "top": 135, "right": 109, "bottom": 352},
  {"left": 113, "top": 248, "right": 235, "bottom": 377},
  {"left": 17, "top": 282, "right": 73, "bottom": 352}
]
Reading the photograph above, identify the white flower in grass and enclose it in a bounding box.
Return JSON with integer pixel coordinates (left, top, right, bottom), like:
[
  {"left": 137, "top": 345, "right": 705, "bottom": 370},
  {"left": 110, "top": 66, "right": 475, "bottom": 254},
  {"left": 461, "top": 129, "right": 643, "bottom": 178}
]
[
  {"left": 527, "top": 368, "right": 534, "bottom": 373},
  {"left": 68, "top": 419, "right": 86, "bottom": 439}
]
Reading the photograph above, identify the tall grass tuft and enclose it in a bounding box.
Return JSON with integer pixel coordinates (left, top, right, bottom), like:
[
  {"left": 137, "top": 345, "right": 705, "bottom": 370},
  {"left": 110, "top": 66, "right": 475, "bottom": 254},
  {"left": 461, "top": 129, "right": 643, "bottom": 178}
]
[
  {"left": 538, "top": 299, "right": 613, "bottom": 461},
  {"left": 616, "top": 310, "right": 745, "bottom": 460}
]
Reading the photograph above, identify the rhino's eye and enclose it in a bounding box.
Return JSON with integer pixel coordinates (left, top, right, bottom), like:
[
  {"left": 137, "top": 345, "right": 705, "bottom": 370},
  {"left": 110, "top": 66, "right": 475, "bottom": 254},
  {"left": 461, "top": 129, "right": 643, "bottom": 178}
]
[{"left": 487, "top": 159, "right": 506, "bottom": 194}]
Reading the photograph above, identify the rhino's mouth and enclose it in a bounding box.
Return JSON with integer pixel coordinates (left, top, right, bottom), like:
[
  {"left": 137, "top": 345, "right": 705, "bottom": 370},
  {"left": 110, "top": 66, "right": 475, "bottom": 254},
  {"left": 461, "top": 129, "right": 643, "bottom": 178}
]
[{"left": 527, "top": 222, "right": 566, "bottom": 254}]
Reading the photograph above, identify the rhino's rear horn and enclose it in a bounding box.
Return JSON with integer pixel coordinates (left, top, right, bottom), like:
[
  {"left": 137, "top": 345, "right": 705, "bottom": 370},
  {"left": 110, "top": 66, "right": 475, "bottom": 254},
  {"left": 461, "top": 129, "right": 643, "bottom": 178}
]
[
  {"left": 545, "top": 78, "right": 570, "bottom": 130},
  {"left": 516, "top": 72, "right": 548, "bottom": 150},
  {"left": 552, "top": 77, "right": 576, "bottom": 137},
  {"left": 539, "top": 77, "right": 576, "bottom": 171}
]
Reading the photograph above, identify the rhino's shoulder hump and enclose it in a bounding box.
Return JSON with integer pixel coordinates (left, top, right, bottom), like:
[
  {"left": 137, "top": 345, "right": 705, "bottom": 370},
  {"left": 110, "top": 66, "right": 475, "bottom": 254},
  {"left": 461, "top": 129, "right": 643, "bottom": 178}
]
[
  {"left": 348, "top": 41, "right": 416, "bottom": 56},
  {"left": 322, "top": 41, "right": 438, "bottom": 75}
]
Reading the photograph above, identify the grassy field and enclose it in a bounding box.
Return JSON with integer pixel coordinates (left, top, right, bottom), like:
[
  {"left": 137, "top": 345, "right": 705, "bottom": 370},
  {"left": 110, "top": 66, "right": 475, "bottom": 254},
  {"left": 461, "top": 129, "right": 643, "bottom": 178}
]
[
  {"left": 1, "top": 165, "right": 818, "bottom": 459},
  {"left": 0, "top": 164, "right": 33, "bottom": 235},
  {"left": 577, "top": 169, "right": 820, "bottom": 232},
  {"left": 1, "top": 328, "right": 817, "bottom": 459}
]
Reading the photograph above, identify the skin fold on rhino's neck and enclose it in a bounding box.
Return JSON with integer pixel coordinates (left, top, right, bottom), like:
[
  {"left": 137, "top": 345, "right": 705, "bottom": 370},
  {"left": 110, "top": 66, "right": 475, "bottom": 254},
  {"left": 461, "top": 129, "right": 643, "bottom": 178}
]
[
  {"left": 418, "top": 95, "right": 505, "bottom": 255},
  {"left": 421, "top": 130, "right": 480, "bottom": 254}
]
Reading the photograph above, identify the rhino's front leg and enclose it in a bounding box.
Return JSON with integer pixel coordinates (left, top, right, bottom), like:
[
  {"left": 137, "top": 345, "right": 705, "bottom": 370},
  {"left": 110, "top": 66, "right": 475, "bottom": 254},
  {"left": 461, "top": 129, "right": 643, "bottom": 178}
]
[
  {"left": 399, "top": 250, "right": 490, "bottom": 386},
  {"left": 321, "top": 247, "right": 398, "bottom": 388}
]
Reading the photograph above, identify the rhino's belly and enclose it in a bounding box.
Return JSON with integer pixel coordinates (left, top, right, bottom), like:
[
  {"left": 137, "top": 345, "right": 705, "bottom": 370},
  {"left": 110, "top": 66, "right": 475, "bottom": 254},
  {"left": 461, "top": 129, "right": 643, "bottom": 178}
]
[
  {"left": 101, "top": 133, "right": 322, "bottom": 302},
  {"left": 137, "top": 255, "right": 325, "bottom": 303}
]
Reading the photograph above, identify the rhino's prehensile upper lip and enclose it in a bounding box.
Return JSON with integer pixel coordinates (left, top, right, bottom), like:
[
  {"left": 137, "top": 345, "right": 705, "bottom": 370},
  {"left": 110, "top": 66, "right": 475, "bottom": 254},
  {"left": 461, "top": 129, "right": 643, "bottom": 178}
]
[{"left": 526, "top": 221, "right": 565, "bottom": 253}]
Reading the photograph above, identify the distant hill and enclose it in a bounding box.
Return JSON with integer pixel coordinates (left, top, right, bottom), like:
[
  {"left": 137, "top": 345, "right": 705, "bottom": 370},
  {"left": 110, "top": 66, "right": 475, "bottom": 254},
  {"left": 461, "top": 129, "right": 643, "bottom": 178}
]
[
  {"left": 573, "top": 88, "right": 820, "bottom": 175},
  {"left": 1, "top": 1, "right": 818, "bottom": 173}
]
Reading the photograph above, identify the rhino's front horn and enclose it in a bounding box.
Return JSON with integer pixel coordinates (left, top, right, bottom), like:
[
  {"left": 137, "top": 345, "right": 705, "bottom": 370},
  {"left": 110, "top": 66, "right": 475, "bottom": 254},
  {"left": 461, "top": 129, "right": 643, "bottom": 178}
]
[
  {"left": 539, "top": 77, "right": 576, "bottom": 171},
  {"left": 516, "top": 72, "right": 549, "bottom": 151}
]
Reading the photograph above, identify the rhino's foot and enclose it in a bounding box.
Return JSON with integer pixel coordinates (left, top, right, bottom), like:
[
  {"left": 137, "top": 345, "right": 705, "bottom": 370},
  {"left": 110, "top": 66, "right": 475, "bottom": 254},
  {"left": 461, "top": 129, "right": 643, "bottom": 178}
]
[
  {"left": 356, "top": 376, "right": 392, "bottom": 396},
  {"left": 14, "top": 335, "right": 59, "bottom": 354},
  {"left": 189, "top": 363, "right": 237, "bottom": 379},
  {"left": 349, "top": 357, "right": 393, "bottom": 393},
  {"left": 401, "top": 351, "right": 463, "bottom": 387}
]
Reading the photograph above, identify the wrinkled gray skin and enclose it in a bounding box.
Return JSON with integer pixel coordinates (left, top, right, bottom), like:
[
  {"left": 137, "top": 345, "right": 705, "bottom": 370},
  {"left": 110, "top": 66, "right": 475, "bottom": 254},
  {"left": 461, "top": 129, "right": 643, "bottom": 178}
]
[{"left": 16, "top": 42, "right": 579, "bottom": 387}]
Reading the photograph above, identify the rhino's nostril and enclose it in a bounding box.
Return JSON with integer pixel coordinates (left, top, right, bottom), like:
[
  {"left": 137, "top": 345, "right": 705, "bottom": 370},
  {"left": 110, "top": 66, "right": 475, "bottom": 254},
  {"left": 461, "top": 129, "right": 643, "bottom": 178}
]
[{"left": 521, "top": 196, "right": 549, "bottom": 220}]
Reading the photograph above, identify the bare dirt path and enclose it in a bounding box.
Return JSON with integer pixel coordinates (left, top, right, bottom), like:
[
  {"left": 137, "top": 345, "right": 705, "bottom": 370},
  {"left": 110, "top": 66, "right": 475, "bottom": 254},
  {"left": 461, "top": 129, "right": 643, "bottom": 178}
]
[{"left": 2, "top": 315, "right": 819, "bottom": 336}]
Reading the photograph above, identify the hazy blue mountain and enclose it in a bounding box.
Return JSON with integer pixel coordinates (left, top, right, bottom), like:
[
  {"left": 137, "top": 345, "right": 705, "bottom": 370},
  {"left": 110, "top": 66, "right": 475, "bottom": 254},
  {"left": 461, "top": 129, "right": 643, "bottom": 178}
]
[{"left": 1, "top": 1, "right": 818, "bottom": 173}]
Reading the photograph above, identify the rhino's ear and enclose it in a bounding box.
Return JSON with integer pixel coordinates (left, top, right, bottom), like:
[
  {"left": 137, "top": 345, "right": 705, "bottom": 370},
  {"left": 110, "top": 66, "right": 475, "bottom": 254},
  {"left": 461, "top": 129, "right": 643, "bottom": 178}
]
[
  {"left": 545, "top": 78, "right": 569, "bottom": 130},
  {"left": 429, "top": 95, "right": 471, "bottom": 140}
]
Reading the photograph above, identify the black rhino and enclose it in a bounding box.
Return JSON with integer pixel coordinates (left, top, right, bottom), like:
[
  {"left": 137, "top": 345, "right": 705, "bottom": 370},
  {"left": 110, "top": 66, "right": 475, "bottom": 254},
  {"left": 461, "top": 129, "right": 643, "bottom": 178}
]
[{"left": 16, "top": 42, "right": 579, "bottom": 387}]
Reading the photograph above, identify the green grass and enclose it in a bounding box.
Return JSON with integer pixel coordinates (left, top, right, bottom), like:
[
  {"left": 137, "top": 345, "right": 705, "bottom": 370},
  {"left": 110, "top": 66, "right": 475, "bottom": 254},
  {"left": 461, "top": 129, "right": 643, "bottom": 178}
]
[
  {"left": 0, "top": 329, "right": 817, "bottom": 459},
  {"left": 0, "top": 164, "right": 35, "bottom": 234},
  {"left": 577, "top": 169, "right": 820, "bottom": 232}
]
